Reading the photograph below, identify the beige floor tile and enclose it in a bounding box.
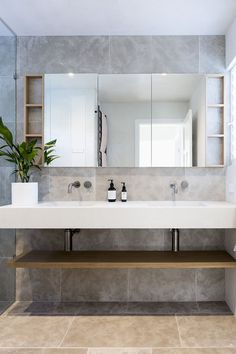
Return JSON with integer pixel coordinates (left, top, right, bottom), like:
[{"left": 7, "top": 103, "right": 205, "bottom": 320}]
[
  {"left": 0, "top": 316, "right": 72, "bottom": 348},
  {"left": 87, "top": 349, "right": 151, "bottom": 354},
  {"left": 44, "top": 349, "right": 87, "bottom": 354},
  {"left": 177, "top": 316, "right": 236, "bottom": 348},
  {"left": 62, "top": 316, "right": 180, "bottom": 348},
  {"left": 0, "top": 350, "right": 43, "bottom": 353},
  {"left": 153, "top": 348, "right": 236, "bottom": 354}
]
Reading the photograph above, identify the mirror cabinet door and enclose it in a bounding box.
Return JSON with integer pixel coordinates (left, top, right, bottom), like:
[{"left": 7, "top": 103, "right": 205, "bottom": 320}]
[
  {"left": 44, "top": 73, "right": 98, "bottom": 167},
  {"left": 98, "top": 74, "right": 152, "bottom": 167},
  {"left": 151, "top": 74, "right": 205, "bottom": 167}
]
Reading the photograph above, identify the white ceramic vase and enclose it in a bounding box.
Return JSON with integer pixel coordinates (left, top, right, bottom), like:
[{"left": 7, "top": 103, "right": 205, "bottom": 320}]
[{"left": 11, "top": 182, "right": 38, "bottom": 206}]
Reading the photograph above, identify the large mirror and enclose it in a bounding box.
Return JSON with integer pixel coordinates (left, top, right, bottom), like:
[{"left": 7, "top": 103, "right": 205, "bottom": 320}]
[
  {"left": 98, "top": 74, "right": 151, "bottom": 167},
  {"left": 152, "top": 74, "right": 205, "bottom": 167},
  {"left": 44, "top": 74, "right": 97, "bottom": 167},
  {"left": 44, "top": 73, "right": 206, "bottom": 167}
]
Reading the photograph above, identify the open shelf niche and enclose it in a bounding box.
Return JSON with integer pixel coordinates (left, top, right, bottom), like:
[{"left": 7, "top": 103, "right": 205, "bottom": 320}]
[
  {"left": 206, "top": 74, "right": 225, "bottom": 167},
  {"left": 24, "top": 74, "right": 44, "bottom": 165}
]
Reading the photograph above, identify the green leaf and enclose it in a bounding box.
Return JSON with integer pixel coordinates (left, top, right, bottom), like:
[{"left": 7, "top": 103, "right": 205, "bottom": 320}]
[{"left": 0, "top": 117, "right": 13, "bottom": 146}]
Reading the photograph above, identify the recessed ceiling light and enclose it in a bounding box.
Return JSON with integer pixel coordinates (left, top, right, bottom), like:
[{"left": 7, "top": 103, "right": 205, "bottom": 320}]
[{"left": 161, "top": 73, "right": 167, "bottom": 76}]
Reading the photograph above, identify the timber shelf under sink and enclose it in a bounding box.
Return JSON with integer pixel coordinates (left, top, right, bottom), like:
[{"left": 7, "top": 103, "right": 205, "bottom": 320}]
[{"left": 8, "top": 250, "right": 236, "bottom": 269}]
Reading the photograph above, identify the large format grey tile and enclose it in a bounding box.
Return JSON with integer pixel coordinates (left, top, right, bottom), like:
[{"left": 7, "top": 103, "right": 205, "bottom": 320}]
[
  {"left": 61, "top": 269, "right": 128, "bottom": 302},
  {"left": 197, "top": 301, "right": 232, "bottom": 315},
  {"left": 128, "top": 269, "right": 195, "bottom": 302},
  {"left": 152, "top": 36, "right": 199, "bottom": 73},
  {"left": 0, "top": 76, "right": 15, "bottom": 123},
  {"left": 196, "top": 269, "right": 225, "bottom": 301},
  {"left": 0, "top": 230, "right": 15, "bottom": 257},
  {"left": 199, "top": 36, "right": 225, "bottom": 73},
  {"left": 0, "top": 301, "right": 13, "bottom": 315},
  {"left": 164, "top": 229, "right": 224, "bottom": 251},
  {"left": 16, "top": 229, "right": 64, "bottom": 255},
  {"left": 18, "top": 36, "right": 109, "bottom": 74},
  {"left": 16, "top": 269, "right": 61, "bottom": 301},
  {"left": 0, "top": 37, "right": 15, "bottom": 75},
  {"left": 126, "top": 302, "right": 199, "bottom": 315},
  {"left": 73, "top": 229, "right": 165, "bottom": 251},
  {"left": 110, "top": 36, "right": 152, "bottom": 73},
  {"left": 0, "top": 258, "right": 15, "bottom": 301}
]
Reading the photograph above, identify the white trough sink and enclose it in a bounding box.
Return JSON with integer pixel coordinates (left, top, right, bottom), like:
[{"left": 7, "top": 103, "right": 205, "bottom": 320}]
[{"left": 0, "top": 200, "right": 235, "bottom": 229}]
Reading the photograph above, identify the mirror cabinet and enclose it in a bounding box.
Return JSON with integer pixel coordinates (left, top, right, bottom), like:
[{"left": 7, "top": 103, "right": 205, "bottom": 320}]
[{"left": 24, "top": 73, "right": 225, "bottom": 168}]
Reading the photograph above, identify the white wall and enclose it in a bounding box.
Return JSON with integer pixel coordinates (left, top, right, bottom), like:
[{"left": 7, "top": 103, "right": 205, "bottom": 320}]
[
  {"left": 226, "top": 17, "right": 236, "bottom": 69},
  {"left": 225, "top": 161, "right": 236, "bottom": 315}
]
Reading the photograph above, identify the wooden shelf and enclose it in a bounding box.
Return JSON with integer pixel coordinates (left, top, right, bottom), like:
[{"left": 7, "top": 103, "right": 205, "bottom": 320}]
[
  {"left": 206, "top": 165, "right": 225, "bottom": 168},
  {"left": 8, "top": 251, "right": 236, "bottom": 269},
  {"left": 208, "top": 104, "right": 224, "bottom": 108},
  {"left": 207, "top": 134, "right": 224, "bottom": 138},
  {"left": 24, "top": 74, "right": 44, "bottom": 165},
  {"left": 25, "top": 104, "right": 43, "bottom": 108},
  {"left": 25, "top": 134, "right": 43, "bottom": 138}
]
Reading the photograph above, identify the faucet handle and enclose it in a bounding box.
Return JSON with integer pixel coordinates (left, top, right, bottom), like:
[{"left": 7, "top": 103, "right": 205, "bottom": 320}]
[
  {"left": 181, "top": 180, "right": 189, "bottom": 190},
  {"left": 68, "top": 180, "right": 81, "bottom": 194},
  {"left": 170, "top": 183, "right": 178, "bottom": 193}
]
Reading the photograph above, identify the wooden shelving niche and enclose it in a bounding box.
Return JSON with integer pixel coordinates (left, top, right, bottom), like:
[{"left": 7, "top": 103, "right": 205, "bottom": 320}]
[
  {"left": 24, "top": 74, "right": 44, "bottom": 164},
  {"left": 206, "top": 74, "right": 225, "bottom": 167}
]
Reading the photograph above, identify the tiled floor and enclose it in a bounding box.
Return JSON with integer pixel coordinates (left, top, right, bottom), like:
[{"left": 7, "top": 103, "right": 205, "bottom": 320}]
[{"left": 0, "top": 302, "right": 235, "bottom": 353}]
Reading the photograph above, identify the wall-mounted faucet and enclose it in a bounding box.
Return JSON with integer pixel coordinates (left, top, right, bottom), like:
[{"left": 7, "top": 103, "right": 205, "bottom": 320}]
[
  {"left": 68, "top": 181, "right": 81, "bottom": 194},
  {"left": 170, "top": 183, "right": 178, "bottom": 202}
]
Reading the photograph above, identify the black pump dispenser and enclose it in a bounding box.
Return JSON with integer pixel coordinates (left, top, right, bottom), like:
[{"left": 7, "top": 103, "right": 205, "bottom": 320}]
[
  {"left": 121, "top": 182, "right": 127, "bottom": 202},
  {"left": 108, "top": 179, "right": 116, "bottom": 202}
]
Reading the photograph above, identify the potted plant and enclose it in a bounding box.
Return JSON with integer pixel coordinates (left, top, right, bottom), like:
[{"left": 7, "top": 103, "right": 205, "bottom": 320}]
[{"left": 0, "top": 117, "right": 58, "bottom": 205}]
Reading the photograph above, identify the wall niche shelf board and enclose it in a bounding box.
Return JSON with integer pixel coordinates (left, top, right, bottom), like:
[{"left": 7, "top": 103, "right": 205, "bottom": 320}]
[
  {"left": 24, "top": 74, "right": 44, "bottom": 164},
  {"left": 208, "top": 104, "right": 224, "bottom": 108},
  {"left": 8, "top": 250, "right": 236, "bottom": 269}
]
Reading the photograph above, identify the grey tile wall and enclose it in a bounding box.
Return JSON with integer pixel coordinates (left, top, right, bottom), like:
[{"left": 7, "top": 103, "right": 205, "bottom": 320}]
[
  {"left": 0, "top": 35, "right": 16, "bottom": 302},
  {"left": 17, "top": 35, "right": 225, "bottom": 75},
  {"left": 14, "top": 35, "right": 226, "bottom": 303}
]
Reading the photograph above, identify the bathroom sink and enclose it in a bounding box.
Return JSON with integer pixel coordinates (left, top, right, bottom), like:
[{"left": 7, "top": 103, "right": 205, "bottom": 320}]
[{"left": 0, "top": 200, "right": 235, "bottom": 229}]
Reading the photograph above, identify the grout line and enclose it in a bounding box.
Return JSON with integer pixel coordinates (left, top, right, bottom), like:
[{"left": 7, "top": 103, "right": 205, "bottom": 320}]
[
  {"left": 175, "top": 315, "right": 184, "bottom": 348},
  {"left": 127, "top": 269, "right": 130, "bottom": 303},
  {"left": 58, "top": 315, "right": 75, "bottom": 348},
  {"left": 59, "top": 268, "right": 62, "bottom": 302},
  {"left": 194, "top": 269, "right": 198, "bottom": 303}
]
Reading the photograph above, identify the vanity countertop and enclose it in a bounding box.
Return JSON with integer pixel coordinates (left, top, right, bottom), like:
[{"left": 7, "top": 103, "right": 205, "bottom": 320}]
[{"left": 0, "top": 200, "right": 235, "bottom": 229}]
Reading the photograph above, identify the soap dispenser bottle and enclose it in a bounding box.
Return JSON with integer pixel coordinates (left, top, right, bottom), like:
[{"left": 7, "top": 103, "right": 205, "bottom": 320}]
[
  {"left": 108, "top": 179, "right": 116, "bottom": 202},
  {"left": 121, "top": 182, "right": 127, "bottom": 202}
]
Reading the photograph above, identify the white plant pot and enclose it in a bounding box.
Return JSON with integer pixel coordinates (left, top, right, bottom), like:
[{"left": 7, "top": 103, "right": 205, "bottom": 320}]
[{"left": 11, "top": 182, "right": 38, "bottom": 206}]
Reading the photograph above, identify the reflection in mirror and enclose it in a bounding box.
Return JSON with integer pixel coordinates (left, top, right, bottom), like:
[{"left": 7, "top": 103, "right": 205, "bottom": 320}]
[
  {"left": 98, "top": 74, "right": 151, "bottom": 167},
  {"left": 44, "top": 74, "right": 97, "bottom": 167},
  {"left": 152, "top": 74, "right": 205, "bottom": 167}
]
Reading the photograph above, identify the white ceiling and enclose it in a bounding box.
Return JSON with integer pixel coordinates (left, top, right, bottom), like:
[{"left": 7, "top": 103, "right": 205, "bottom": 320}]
[{"left": 0, "top": 0, "right": 236, "bottom": 36}]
